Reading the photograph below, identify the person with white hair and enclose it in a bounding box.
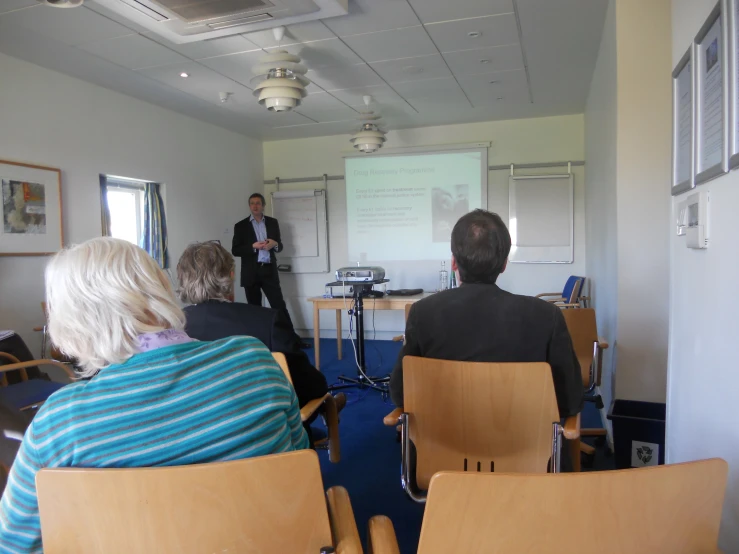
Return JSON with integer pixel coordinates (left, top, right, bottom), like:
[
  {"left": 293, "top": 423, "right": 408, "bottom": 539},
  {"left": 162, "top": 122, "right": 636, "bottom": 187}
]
[{"left": 0, "top": 237, "right": 309, "bottom": 553}]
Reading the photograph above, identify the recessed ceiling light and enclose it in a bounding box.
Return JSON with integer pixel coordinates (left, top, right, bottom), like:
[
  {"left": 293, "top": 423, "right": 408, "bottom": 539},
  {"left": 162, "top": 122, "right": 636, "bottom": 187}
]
[
  {"left": 180, "top": 72, "right": 189, "bottom": 78},
  {"left": 480, "top": 59, "right": 490, "bottom": 64},
  {"left": 496, "top": 97, "right": 504, "bottom": 101},
  {"left": 489, "top": 80, "right": 500, "bottom": 84},
  {"left": 468, "top": 31, "right": 481, "bottom": 38}
]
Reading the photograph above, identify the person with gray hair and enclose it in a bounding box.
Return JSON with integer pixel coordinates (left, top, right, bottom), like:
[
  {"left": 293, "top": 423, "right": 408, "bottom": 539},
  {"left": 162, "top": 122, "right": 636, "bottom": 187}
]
[
  {"left": 177, "top": 241, "right": 337, "bottom": 415},
  {"left": 0, "top": 237, "right": 309, "bottom": 553}
]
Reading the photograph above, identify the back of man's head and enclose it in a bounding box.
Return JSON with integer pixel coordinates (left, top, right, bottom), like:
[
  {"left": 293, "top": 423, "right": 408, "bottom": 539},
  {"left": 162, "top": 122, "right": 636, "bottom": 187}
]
[{"left": 451, "top": 209, "right": 511, "bottom": 284}]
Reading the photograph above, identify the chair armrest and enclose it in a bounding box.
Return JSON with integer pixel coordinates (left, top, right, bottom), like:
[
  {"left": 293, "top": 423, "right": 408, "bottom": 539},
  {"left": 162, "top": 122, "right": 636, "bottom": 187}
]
[
  {"left": 302, "top": 394, "right": 340, "bottom": 463},
  {"left": 0, "top": 359, "right": 76, "bottom": 380},
  {"left": 383, "top": 408, "right": 403, "bottom": 427},
  {"left": 391, "top": 335, "right": 403, "bottom": 342},
  {"left": 536, "top": 292, "right": 563, "bottom": 299},
  {"left": 563, "top": 413, "right": 581, "bottom": 440},
  {"left": 598, "top": 337, "right": 609, "bottom": 349},
  {"left": 326, "top": 486, "right": 362, "bottom": 554},
  {"left": 32, "top": 327, "right": 44, "bottom": 333},
  {"left": 367, "top": 515, "right": 400, "bottom": 554},
  {"left": 0, "top": 352, "right": 21, "bottom": 364},
  {"left": 555, "top": 303, "right": 581, "bottom": 308}
]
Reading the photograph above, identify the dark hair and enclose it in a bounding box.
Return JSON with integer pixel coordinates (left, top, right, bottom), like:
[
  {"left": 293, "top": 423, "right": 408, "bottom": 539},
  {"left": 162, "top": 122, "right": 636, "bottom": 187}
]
[
  {"left": 451, "top": 209, "right": 511, "bottom": 284},
  {"left": 249, "top": 193, "right": 266, "bottom": 206}
]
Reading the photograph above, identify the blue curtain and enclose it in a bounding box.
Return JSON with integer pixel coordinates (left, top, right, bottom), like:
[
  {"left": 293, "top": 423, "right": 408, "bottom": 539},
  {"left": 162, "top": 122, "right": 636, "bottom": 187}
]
[
  {"left": 141, "top": 182, "right": 168, "bottom": 268},
  {"left": 99, "top": 175, "right": 112, "bottom": 237}
]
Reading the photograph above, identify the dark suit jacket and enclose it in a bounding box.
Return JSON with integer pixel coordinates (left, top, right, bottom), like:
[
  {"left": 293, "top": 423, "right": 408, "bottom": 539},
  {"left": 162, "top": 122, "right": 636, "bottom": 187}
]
[
  {"left": 232, "top": 215, "right": 284, "bottom": 287},
  {"left": 390, "top": 283, "right": 583, "bottom": 418},
  {"left": 183, "top": 300, "right": 327, "bottom": 407}
]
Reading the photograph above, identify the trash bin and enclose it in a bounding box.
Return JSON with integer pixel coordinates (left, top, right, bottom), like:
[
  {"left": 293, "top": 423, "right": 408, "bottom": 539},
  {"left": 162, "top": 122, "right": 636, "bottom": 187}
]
[{"left": 607, "top": 400, "right": 666, "bottom": 469}]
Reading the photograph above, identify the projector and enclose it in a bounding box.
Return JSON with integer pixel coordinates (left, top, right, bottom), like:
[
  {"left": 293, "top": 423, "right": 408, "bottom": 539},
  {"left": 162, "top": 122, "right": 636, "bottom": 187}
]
[{"left": 335, "top": 266, "right": 386, "bottom": 282}]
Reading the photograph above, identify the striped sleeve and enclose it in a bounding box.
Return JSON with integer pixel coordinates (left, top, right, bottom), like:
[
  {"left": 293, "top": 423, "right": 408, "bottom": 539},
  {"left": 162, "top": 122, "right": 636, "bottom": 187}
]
[{"left": 0, "top": 427, "right": 43, "bottom": 553}]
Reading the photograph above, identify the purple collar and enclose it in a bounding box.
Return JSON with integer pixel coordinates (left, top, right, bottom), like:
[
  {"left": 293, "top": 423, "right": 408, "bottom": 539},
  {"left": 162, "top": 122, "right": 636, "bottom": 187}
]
[{"left": 137, "top": 329, "right": 195, "bottom": 352}]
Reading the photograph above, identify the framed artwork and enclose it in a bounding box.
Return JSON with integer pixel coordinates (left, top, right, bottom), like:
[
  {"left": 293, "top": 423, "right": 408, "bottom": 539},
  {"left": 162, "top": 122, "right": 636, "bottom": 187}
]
[
  {"left": 728, "top": 0, "right": 739, "bottom": 167},
  {"left": 672, "top": 45, "right": 696, "bottom": 195},
  {"left": 0, "top": 159, "right": 63, "bottom": 256},
  {"left": 694, "top": 0, "right": 730, "bottom": 185}
]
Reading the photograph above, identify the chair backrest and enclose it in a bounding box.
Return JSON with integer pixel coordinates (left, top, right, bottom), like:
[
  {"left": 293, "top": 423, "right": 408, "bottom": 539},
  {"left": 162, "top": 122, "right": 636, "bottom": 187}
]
[
  {"left": 272, "top": 351, "right": 291, "bottom": 384},
  {"left": 404, "top": 303, "right": 412, "bottom": 321},
  {"left": 562, "top": 275, "right": 584, "bottom": 304},
  {"left": 37, "top": 450, "right": 334, "bottom": 554},
  {"left": 561, "top": 308, "right": 598, "bottom": 387},
  {"left": 418, "top": 459, "right": 728, "bottom": 554},
  {"left": 403, "top": 357, "right": 559, "bottom": 489}
]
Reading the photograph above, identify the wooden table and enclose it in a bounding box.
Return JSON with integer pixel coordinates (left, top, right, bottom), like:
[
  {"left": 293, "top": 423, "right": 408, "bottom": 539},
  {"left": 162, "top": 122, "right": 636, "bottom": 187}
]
[{"left": 307, "top": 293, "right": 431, "bottom": 370}]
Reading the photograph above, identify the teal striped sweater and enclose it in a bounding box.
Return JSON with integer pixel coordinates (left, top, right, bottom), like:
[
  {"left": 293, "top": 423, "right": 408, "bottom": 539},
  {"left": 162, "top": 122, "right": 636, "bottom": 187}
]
[{"left": 0, "top": 336, "right": 309, "bottom": 553}]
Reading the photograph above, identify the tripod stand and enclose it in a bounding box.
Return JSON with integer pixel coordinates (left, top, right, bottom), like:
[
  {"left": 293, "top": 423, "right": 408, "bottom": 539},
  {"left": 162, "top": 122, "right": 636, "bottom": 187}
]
[{"left": 328, "top": 279, "right": 390, "bottom": 394}]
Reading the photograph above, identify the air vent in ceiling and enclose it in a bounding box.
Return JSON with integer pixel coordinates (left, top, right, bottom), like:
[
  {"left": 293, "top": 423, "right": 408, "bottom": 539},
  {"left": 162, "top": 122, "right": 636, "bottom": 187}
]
[{"left": 91, "top": 0, "right": 348, "bottom": 43}]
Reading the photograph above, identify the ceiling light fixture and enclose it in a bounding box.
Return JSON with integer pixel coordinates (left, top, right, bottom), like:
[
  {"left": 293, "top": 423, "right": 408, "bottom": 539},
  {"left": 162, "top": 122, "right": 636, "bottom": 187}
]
[
  {"left": 180, "top": 72, "right": 189, "bottom": 78},
  {"left": 251, "top": 26, "right": 309, "bottom": 113},
  {"left": 479, "top": 59, "right": 490, "bottom": 64},
  {"left": 35, "top": 0, "right": 84, "bottom": 8},
  {"left": 350, "top": 96, "right": 387, "bottom": 154}
]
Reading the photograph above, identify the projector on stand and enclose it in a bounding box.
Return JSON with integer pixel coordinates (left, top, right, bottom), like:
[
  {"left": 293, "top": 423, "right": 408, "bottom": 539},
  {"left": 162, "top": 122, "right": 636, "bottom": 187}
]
[{"left": 335, "top": 266, "right": 386, "bottom": 283}]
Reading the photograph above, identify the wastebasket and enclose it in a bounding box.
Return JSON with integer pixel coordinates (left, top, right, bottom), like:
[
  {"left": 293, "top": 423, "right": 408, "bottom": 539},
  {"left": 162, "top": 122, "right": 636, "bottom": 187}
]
[{"left": 607, "top": 400, "right": 666, "bottom": 469}]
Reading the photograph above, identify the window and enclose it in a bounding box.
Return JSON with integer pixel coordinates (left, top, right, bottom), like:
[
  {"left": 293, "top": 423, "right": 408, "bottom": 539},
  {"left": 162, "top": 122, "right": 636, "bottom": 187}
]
[{"left": 103, "top": 176, "right": 146, "bottom": 246}]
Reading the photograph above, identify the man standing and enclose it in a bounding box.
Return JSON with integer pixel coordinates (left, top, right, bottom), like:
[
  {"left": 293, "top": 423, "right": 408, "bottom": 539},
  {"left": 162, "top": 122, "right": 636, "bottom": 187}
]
[{"left": 232, "top": 193, "right": 303, "bottom": 342}]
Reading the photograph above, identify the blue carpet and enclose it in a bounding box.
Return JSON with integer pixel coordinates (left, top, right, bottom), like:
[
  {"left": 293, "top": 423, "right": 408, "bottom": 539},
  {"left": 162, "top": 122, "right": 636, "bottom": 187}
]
[{"left": 304, "top": 338, "right": 612, "bottom": 553}]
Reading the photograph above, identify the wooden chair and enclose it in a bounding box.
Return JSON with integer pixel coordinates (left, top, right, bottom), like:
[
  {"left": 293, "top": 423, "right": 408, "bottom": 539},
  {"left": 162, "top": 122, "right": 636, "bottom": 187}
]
[
  {"left": 37, "top": 450, "right": 362, "bottom": 554},
  {"left": 536, "top": 275, "right": 585, "bottom": 308},
  {"left": 383, "top": 357, "right": 579, "bottom": 502},
  {"left": 0, "top": 354, "right": 75, "bottom": 411},
  {"left": 561, "top": 308, "right": 610, "bottom": 464},
  {"left": 368, "top": 459, "right": 728, "bottom": 554},
  {"left": 272, "top": 352, "right": 340, "bottom": 463},
  {"left": 392, "top": 304, "right": 413, "bottom": 343}
]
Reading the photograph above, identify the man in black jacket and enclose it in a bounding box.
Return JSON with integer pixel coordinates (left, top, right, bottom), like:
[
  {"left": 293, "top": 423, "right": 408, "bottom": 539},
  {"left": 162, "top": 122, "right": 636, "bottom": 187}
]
[{"left": 390, "top": 209, "right": 583, "bottom": 421}]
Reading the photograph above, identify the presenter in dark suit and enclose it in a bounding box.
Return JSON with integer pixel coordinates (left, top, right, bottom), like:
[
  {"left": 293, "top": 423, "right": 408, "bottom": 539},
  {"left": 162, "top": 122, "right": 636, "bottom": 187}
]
[
  {"left": 232, "top": 193, "right": 296, "bottom": 330},
  {"left": 177, "top": 241, "right": 331, "bottom": 409},
  {"left": 390, "top": 209, "right": 583, "bottom": 420}
]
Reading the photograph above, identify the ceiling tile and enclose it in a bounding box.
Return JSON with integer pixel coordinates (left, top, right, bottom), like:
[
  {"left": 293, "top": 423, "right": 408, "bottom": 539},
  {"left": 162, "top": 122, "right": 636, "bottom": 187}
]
[
  {"left": 0, "top": 5, "right": 134, "bottom": 46},
  {"left": 323, "top": 0, "right": 420, "bottom": 37},
  {"left": 198, "top": 50, "right": 265, "bottom": 87},
  {"left": 76, "top": 34, "right": 188, "bottom": 70},
  {"left": 244, "top": 21, "right": 335, "bottom": 48},
  {"left": 298, "top": 91, "right": 353, "bottom": 111},
  {"left": 84, "top": 2, "right": 151, "bottom": 34},
  {"left": 425, "top": 13, "right": 519, "bottom": 53},
  {"left": 295, "top": 105, "right": 358, "bottom": 123},
  {"left": 342, "top": 25, "right": 437, "bottom": 63},
  {"left": 370, "top": 53, "right": 451, "bottom": 84},
  {"left": 442, "top": 44, "right": 524, "bottom": 77},
  {"left": 225, "top": 105, "right": 316, "bottom": 127},
  {"left": 145, "top": 33, "right": 260, "bottom": 61},
  {"left": 392, "top": 77, "right": 469, "bottom": 105},
  {"left": 137, "top": 61, "right": 251, "bottom": 105},
  {"left": 457, "top": 70, "right": 530, "bottom": 106},
  {"left": 306, "top": 63, "right": 384, "bottom": 91},
  {"left": 330, "top": 84, "right": 407, "bottom": 107},
  {"left": 0, "top": 0, "right": 35, "bottom": 16},
  {"left": 266, "top": 38, "right": 362, "bottom": 69},
  {"left": 407, "top": 0, "right": 513, "bottom": 24}
]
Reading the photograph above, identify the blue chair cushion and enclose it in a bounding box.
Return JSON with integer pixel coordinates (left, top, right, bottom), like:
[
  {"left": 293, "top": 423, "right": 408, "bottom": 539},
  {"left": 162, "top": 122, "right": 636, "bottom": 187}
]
[
  {"left": 562, "top": 276, "right": 585, "bottom": 303},
  {"left": 0, "top": 380, "right": 66, "bottom": 411}
]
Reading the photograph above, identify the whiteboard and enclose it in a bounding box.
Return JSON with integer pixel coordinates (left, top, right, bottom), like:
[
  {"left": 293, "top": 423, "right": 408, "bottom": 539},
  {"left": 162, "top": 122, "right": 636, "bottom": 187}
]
[
  {"left": 271, "top": 189, "right": 329, "bottom": 273},
  {"left": 508, "top": 174, "right": 574, "bottom": 264}
]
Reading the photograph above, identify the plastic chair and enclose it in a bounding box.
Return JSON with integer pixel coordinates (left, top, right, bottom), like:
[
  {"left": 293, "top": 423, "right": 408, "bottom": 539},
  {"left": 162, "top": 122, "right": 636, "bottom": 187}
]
[
  {"left": 37, "top": 450, "right": 362, "bottom": 554},
  {"left": 383, "top": 356, "right": 579, "bottom": 502},
  {"left": 368, "top": 459, "right": 728, "bottom": 554},
  {"left": 272, "top": 352, "right": 340, "bottom": 463},
  {"left": 536, "top": 275, "right": 586, "bottom": 308}
]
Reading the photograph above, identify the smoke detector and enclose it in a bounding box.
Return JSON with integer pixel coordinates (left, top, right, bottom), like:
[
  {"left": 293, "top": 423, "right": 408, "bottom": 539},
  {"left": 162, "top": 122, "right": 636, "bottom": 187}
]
[
  {"left": 350, "top": 96, "right": 387, "bottom": 154},
  {"left": 251, "top": 26, "right": 309, "bottom": 112}
]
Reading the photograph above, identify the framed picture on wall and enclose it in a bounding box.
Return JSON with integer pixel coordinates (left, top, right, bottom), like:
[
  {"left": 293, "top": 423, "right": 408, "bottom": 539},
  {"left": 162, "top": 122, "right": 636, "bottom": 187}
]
[
  {"left": 672, "top": 45, "right": 696, "bottom": 195},
  {"left": 727, "top": 0, "right": 739, "bottom": 167},
  {"left": 694, "top": 0, "right": 730, "bottom": 185},
  {"left": 0, "top": 159, "right": 63, "bottom": 256}
]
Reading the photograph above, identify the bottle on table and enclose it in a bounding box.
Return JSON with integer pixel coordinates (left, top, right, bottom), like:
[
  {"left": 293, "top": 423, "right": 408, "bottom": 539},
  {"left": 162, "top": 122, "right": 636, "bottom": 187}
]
[{"left": 439, "top": 261, "right": 449, "bottom": 292}]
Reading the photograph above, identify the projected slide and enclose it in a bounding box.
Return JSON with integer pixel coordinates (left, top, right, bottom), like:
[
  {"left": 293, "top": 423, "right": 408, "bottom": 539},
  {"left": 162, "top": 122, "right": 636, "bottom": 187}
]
[{"left": 345, "top": 150, "right": 485, "bottom": 261}]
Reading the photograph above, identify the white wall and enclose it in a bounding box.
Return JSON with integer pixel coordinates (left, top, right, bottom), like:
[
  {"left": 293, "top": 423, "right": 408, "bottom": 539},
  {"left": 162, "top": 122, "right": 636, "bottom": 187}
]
[
  {"left": 668, "top": 0, "right": 739, "bottom": 549},
  {"left": 585, "top": 0, "right": 618, "bottom": 424},
  {"left": 0, "top": 52, "right": 263, "bottom": 365},
  {"left": 262, "top": 115, "right": 586, "bottom": 338}
]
